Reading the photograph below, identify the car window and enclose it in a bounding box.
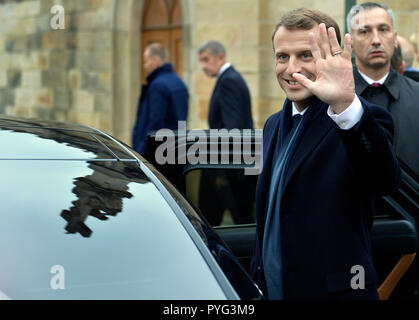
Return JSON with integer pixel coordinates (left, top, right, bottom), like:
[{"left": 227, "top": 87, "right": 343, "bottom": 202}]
[
  {"left": 185, "top": 168, "right": 257, "bottom": 227},
  {"left": 149, "top": 164, "right": 262, "bottom": 299}
]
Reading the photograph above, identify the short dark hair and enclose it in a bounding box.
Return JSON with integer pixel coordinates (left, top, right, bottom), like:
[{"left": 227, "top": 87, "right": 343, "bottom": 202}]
[
  {"left": 346, "top": 2, "right": 395, "bottom": 34},
  {"left": 197, "top": 40, "right": 226, "bottom": 57},
  {"left": 271, "top": 8, "right": 342, "bottom": 48}
]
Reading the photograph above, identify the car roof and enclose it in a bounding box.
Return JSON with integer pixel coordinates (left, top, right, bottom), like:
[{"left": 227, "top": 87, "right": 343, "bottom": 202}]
[{"left": 0, "top": 115, "right": 135, "bottom": 161}]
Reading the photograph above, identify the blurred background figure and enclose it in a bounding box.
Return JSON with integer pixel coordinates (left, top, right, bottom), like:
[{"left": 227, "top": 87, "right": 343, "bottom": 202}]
[
  {"left": 196, "top": 40, "right": 255, "bottom": 226},
  {"left": 197, "top": 40, "right": 253, "bottom": 130},
  {"left": 398, "top": 35, "right": 419, "bottom": 82},
  {"left": 132, "top": 43, "right": 189, "bottom": 156},
  {"left": 391, "top": 41, "right": 404, "bottom": 75}
]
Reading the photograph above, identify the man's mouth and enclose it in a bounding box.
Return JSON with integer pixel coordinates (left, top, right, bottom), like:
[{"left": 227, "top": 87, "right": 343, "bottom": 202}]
[
  {"left": 284, "top": 79, "right": 303, "bottom": 89},
  {"left": 369, "top": 50, "right": 385, "bottom": 57}
]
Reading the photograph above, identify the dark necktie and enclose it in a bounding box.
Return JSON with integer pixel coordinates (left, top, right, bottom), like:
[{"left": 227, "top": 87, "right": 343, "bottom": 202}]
[{"left": 292, "top": 114, "right": 303, "bottom": 132}]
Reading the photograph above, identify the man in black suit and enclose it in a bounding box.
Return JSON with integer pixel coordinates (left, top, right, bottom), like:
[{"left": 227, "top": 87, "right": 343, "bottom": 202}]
[
  {"left": 198, "top": 40, "right": 253, "bottom": 130},
  {"left": 251, "top": 8, "right": 400, "bottom": 300},
  {"left": 197, "top": 40, "right": 254, "bottom": 226},
  {"left": 347, "top": 2, "right": 419, "bottom": 177}
]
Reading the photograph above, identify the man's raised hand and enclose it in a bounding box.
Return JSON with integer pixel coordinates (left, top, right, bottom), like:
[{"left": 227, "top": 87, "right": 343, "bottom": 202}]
[{"left": 292, "top": 23, "right": 355, "bottom": 114}]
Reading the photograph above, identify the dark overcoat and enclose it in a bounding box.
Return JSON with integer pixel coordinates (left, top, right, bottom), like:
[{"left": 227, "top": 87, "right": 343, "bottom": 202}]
[
  {"left": 132, "top": 63, "right": 188, "bottom": 156},
  {"left": 354, "top": 67, "right": 419, "bottom": 177},
  {"left": 251, "top": 97, "right": 401, "bottom": 299}
]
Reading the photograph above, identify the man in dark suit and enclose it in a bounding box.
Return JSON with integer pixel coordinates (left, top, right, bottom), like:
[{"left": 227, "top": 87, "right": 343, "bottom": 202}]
[
  {"left": 132, "top": 43, "right": 188, "bottom": 156},
  {"left": 198, "top": 40, "right": 253, "bottom": 130},
  {"left": 250, "top": 8, "right": 400, "bottom": 300},
  {"left": 197, "top": 40, "right": 254, "bottom": 226},
  {"left": 347, "top": 2, "right": 419, "bottom": 177}
]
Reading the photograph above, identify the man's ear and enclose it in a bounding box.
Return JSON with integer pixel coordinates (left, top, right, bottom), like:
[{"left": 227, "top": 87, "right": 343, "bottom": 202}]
[
  {"left": 394, "top": 31, "right": 398, "bottom": 48},
  {"left": 398, "top": 60, "right": 405, "bottom": 75}
]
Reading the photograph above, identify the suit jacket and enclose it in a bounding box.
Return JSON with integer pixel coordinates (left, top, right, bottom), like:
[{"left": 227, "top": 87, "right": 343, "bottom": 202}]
[
  {"left": 132, "top": 63, "right": 188, "bottom": 156},
  {"left": 354, "top": 67, "right": 419, "bottom": 177},
  {"left": 403, "top": 69, "right": 419, "bottom": 83},
  {"left": 209, "top": 66, "right": 253, "bottom": 129},
  {"left": 251, "top": 97, "right": 401, "bottom": 299}
]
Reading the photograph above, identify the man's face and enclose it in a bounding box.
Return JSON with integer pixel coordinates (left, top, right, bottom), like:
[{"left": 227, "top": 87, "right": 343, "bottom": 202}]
[
  {"left": 273, "top": 25, "right": 318, "bottom": 111},
  {"left": 143, "top": 49, "right": 161, "bottom": 76},
  {"left": 198, "top": 50, "right": 224, "bottom": 77},
  {"left": 351, "top": 7, "right": 397, "bottom": 73}
]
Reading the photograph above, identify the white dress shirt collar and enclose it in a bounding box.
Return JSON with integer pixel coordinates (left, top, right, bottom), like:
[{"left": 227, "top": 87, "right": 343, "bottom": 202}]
[
  {"left": 357, "top": 69, "right": 389, "bottom": 85},
  {"left": 292, "top": 102, "right": 308, "bottom": 116},
  {"left": 218, "top": 62, "right": 232, "bottom": 77}
]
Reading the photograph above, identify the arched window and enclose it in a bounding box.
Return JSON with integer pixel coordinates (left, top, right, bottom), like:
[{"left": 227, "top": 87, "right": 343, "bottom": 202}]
[{"left": 141, "top": 0, "right": 183, "bottom": 83}]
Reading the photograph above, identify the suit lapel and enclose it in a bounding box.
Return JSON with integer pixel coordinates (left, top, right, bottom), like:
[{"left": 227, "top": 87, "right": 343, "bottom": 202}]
[
  {"left": 282, "top": 104, "right": 334, "bottom": 190},
  {"left": 211, "top": 66, "right": 232, "bottom": 99},
  {"left": 353, "top": 68, "right": 369, "bottom": 96},
  {"left": 209, "top": 68, "right": 231, "bottom": 124},
  {"left": 255, "top": 112, "right": 281, "bottom": 230}
]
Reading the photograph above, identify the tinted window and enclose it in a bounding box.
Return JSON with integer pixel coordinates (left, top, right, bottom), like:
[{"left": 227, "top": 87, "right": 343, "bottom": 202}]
[
  {"left": 0, "top": 160, "right": 226, "bottom": 299},
  {"left": 185, "top": 168, "right": 257, "bottom": 227},
  {"left": 149, "top": 165, "right": 262, "bottom": 299}
]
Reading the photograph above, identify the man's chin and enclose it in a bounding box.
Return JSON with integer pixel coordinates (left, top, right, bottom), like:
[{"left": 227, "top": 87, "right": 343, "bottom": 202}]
[
  {"left": 368, "top": 60, "right": 388, "bottom": 70},
  {"left": 285, "top": 90, "right": 313, "bottom": 103}
]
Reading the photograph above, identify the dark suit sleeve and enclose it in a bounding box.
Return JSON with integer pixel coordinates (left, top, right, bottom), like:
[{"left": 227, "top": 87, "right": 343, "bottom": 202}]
[
  {"left": 218, "top": 79, "right": 248, "bottom": 129},
  {"left": 337, "top": 98, "right": 401, "bottom": 196}
]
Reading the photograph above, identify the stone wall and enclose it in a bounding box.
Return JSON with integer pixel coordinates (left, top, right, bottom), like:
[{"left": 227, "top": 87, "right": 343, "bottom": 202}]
[
  {"left": 1, "top": 0, "right": 417, "bottom": 143},
  {"left": 0, "top": 0, "right": 115, "bottom": 133}
]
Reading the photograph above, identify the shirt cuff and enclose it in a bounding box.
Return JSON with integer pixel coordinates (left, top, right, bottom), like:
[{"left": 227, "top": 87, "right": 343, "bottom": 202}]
[{"left": 327, "top": 95, "right": 364, "bottom": 130}]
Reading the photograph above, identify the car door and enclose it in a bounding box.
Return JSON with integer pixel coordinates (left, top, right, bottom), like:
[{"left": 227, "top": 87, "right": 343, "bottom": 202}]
[{"left": 145, "top": 129, "right": 419, "bottom": 299}]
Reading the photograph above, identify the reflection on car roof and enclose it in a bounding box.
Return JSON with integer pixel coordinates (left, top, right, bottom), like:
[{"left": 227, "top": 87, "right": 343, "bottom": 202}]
[{"left": 0, "top": 116, "right": 135, "bottom": 161}]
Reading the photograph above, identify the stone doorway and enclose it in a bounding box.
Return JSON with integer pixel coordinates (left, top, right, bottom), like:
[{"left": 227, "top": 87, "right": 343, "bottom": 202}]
[
  {"left": 141, "top": 0, "right": 184, "bottom": 83},
  {"left": 112, "top": 0, "right": 190, "bottom": 145}
]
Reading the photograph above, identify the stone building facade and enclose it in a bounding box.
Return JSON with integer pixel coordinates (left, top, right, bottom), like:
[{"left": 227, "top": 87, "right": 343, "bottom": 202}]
[{"left": 0, "top": 0, "right": 418, "bottom": 145}]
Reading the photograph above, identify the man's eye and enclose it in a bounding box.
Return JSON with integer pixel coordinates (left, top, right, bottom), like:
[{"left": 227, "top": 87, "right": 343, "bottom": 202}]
[
  {"left": 302, "top": 53, "right": 312, "bottom": 59},
  {"left": 277, "top": 54, "right": 288, "bottom": 61},
  {"left": 359, "top": 29, "right": 368, "bottom": 34}
]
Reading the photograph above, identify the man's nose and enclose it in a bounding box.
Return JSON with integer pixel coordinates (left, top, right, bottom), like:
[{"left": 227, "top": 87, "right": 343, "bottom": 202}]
[
  {"left": 371, "top": 29, "right": 381, "bottom": 46},
  {"left": 285, "top": 56, "right": 300, "bottom": 75}
]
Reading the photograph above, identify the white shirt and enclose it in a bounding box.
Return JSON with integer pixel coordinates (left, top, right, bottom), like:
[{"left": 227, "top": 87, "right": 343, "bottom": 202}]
[
  {"left": 357, "top": 69, "right": 389, "bottom": 85},
  {"left": 293, "top": 95, "right": 364, "bottom": 130},
  {"left": 218, "top": 62, "right": 232, "bottom": 77}
]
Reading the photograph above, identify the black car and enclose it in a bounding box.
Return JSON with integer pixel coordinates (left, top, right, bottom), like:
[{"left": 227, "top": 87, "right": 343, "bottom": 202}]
[{"left": 0, "top": 116, "right": 263, "bottom": 300}]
